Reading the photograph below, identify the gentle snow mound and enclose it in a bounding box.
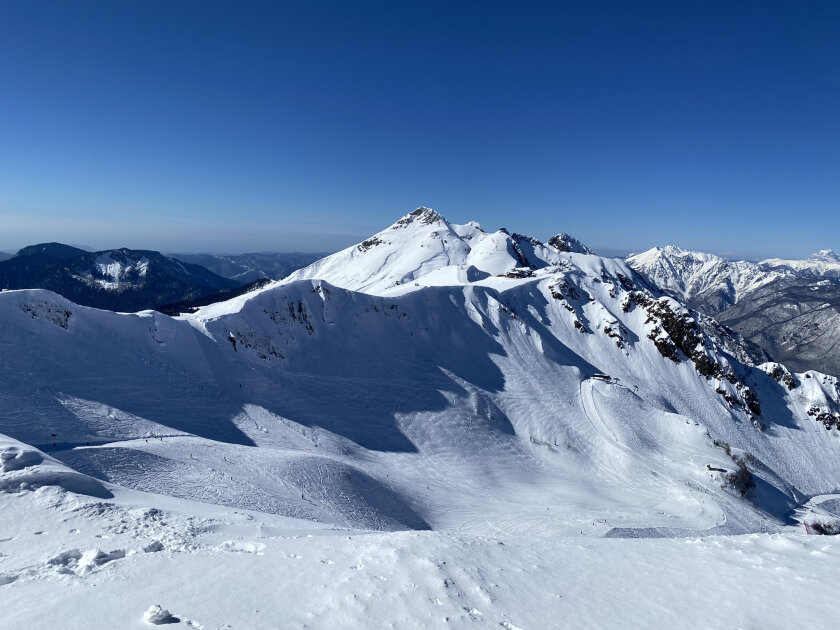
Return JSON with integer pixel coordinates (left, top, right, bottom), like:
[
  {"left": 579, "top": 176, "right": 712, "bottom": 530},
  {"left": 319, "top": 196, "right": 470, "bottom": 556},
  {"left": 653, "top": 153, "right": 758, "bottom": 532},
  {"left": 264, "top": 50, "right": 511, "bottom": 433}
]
[{"left": 143, "top": 605, "right": 176, "bottom": 625}]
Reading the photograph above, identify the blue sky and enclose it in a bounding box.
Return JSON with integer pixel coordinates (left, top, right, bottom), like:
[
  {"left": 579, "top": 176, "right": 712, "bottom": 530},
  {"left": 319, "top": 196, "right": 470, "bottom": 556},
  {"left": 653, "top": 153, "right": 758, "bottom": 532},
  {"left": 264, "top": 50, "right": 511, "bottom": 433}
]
[{"left": 1, "top": 1, "right": 838, "bottom": 258}]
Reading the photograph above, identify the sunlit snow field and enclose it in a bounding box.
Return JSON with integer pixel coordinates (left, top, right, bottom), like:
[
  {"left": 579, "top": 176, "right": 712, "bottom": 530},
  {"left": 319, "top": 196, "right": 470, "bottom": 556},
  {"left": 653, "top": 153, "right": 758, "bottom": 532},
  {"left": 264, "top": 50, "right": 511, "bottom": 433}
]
[{"left": 3, "top": 210, "right": 840, "bottom": 628}]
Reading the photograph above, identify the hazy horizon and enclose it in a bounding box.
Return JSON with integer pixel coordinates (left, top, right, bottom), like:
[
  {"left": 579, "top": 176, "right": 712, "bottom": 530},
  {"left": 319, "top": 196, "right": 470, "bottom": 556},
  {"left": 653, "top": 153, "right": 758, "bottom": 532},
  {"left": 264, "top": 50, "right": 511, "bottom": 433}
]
[{"left": 0, "top": 208, "right": 834, "bottom": 263}]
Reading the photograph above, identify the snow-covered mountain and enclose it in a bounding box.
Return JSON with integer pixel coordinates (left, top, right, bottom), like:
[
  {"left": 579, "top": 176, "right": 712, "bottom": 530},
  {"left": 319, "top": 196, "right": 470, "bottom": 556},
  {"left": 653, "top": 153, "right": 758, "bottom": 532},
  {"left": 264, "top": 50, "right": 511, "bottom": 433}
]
[
  {"left": 628, "top": 245, "right": 840, "bottom": 307},
  {"left": 170, "top": 252, "right": 328, "bottom": 283},
  {"left": 4, "top": 209, "right": 839, "bottom": 530},
  {"left": 3, "top": 210, "right": 840, "bottom": 628},
  {"left": 627, "top": 245, "right": 840, "bottom": 376},
  {"left": 547, "top": 232, "right": 594, "bottom": 254},
  {"left": 0, "top": 243, "right": 242, "bottom": 311},
  {"left": 287, "top": 207, "right": 600, "bottom": 294},
  {"left": 626, "top": 245, "right": 788, "bottom": 312},
  {"left": 761, "top": 249, "right": 840, "bottom": 277}
]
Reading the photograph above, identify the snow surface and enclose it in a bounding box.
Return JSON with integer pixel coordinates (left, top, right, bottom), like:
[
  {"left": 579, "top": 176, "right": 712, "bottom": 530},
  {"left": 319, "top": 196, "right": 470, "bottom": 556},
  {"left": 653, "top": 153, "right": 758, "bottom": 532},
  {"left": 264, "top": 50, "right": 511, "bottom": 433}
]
[
  {"left": 3, "top": 209, "right": 840, "bottom": 628},
  {"left": 3, "top": 475, "right": 838, "bottom": 629},
  {"left": 72, "top": 253, "right": 151, "bottom": 290}
]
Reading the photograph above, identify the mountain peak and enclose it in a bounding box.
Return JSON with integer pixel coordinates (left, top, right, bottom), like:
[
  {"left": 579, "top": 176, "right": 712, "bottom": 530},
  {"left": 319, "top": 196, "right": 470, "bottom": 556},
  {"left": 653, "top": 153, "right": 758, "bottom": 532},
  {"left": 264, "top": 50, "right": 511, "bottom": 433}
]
[
  {"left": 547, "top": 233, "right": 593, "bottom": 255},
  {"left": 286, "top": 212, "right": 620, "bottom": 295},
  {"left": 812, "top": 249, "right": 839, "bottom": 261},
  {"left": 391, "top": 207, "right": 446, "bottom": 229},
  {"left": 641, "top": 245, "right": 728, "bottom": 264},
  {"left": 17, "top": 242, "right": 87, "bottom": 260}
]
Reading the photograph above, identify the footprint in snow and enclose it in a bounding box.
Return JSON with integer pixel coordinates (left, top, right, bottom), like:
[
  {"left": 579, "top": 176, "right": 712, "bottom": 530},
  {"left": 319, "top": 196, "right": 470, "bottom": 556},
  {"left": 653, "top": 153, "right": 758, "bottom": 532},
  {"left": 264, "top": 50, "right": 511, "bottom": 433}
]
[
  {"left": 220, "top": 540, "right": 265, "bottom": 554},
  {"left": 463, "top": 607, "right": 482, "bottom": 619},
  {"left": 48, "top": 548, "right": 126, "bottom": 575},
  {"left": 0, "top": 574, "right": 18, "bottom": 586}
]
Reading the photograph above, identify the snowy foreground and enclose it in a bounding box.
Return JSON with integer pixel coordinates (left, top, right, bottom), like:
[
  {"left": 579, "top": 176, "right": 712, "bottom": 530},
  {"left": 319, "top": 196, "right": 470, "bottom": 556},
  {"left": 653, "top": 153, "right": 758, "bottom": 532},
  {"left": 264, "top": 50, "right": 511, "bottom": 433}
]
[
  {"left": 3, "top": 209, "right": 840, "bottom": 627},
  {"left": 3, "top": 478, "right": 839, "bottom": 629}
]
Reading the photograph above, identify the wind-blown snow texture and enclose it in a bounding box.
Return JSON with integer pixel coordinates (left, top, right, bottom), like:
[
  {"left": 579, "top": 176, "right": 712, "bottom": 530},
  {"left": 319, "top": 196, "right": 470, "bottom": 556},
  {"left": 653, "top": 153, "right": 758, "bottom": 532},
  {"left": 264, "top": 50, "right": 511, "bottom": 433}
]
[{"left": 3, "top": 208, "right": 839, "bottom": 628}]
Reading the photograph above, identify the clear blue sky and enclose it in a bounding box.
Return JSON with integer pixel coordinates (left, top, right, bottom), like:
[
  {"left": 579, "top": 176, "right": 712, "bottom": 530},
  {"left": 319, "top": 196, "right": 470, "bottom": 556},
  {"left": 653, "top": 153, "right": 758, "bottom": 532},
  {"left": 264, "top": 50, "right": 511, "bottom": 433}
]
[{"left": 1, "top": 1, "right": 838, "bottom": 258}]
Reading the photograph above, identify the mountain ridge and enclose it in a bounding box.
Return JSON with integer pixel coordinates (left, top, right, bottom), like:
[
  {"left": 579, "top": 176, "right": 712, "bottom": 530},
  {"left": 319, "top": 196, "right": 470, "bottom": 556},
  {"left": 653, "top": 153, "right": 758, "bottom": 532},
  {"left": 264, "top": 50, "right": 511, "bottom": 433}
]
[
  {"left": 286, "top": 207, "right": 601, "bottom": 295},
  {"left": 2, "top": 210, "right": 838, "bottom": 538},
  {"left": 0, "top": 243, "right": 241, "bottom": 312},
  {"left": 627, "top": 244, "right": 840, "bottom": 377}
]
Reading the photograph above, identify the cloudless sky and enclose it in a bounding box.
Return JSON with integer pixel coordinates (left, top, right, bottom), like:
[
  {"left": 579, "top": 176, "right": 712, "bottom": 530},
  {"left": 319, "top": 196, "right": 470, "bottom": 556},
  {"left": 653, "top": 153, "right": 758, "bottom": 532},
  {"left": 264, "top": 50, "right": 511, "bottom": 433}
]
[{"left": 1, "top": 1, "right": 838, "bottom": 258}]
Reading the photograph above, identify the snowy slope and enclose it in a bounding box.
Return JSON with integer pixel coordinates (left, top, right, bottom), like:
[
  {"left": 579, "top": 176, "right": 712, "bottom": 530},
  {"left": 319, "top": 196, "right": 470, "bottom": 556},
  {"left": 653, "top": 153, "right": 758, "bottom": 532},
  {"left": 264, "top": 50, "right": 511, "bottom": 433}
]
[
  {"left": 3, "top": 470, "right": 838, "bottom": 630},
  {"left": 3, "top": 209, "right": 840, "bottom": 628},
  {"left": 75, "top": 252, "right": 152, "bottom": 290}
]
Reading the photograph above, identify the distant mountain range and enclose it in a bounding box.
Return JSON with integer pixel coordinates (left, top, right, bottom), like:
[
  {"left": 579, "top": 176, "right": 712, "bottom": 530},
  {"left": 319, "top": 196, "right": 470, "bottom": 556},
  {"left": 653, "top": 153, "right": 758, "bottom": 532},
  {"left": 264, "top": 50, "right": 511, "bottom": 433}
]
[
  {"left": 0, "top": 243, "right": 241, "bottom": 311},
  {"left": 4, "top": 235, "right": 839, "bottom": 379},
  {"left": 169, "top": 252, "right": 328, "bottom": 284},
  {"left": 627, "top": 246, "right": 840, "bottom": 377},
  {"left": 0, "top": 245, "right": 330, "bottom": 312}
]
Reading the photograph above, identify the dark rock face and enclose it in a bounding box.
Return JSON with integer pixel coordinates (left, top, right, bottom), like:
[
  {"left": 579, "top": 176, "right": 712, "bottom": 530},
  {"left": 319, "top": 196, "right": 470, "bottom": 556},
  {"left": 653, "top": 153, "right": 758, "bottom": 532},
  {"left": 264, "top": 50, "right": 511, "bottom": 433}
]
[
  {"left": 623, "top": 291, "right": 762, "bottom": 417},
  {"left": 547, "top": 233, "right": 594, "bottom": 255},
  {"left": 394, "top": 207, "right": 443, "bottom": 228},
  {"left": 807, "top": 405, "right": 840, "bottom": 431},
  {"left": 765, "top": 363, "right": 799, "bottom": 391},
  {"left": 357, "top": 237, "right": 385, "bottom": 252}
]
